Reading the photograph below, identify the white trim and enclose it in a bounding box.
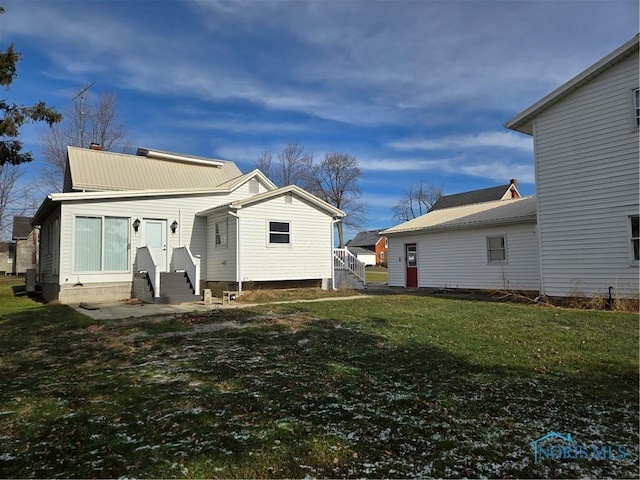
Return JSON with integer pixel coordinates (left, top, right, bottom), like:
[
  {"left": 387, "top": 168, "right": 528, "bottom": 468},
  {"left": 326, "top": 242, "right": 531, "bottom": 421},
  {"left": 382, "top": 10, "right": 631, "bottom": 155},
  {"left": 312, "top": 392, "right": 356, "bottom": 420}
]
[{"left": 139, "top": 148, "right": 225, "bottom": 167}]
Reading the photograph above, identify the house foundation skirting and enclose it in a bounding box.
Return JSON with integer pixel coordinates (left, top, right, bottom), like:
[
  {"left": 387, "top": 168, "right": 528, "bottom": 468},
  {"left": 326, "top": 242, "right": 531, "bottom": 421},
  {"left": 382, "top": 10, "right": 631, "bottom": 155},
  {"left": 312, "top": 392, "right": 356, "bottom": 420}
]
[
  {"left": 205, "top": 279, "right": 326, "bottom": 297},
  {"left": 57, "top": 281, "right": 133, "bottom": 304}
]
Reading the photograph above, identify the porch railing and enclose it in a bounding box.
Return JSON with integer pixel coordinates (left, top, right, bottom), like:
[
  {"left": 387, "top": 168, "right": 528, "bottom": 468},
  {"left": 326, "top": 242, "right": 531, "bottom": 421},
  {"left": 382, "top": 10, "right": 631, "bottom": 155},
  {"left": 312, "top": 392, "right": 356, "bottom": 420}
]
[
  {"left": 136, "top": 246, "right": 160, "bottom": 298},
  {"left": 172, "top": 246, "right": 200, "bottom": 296},
  {"left": 333, "top": 248, "right": 366, "bottom": 285}
]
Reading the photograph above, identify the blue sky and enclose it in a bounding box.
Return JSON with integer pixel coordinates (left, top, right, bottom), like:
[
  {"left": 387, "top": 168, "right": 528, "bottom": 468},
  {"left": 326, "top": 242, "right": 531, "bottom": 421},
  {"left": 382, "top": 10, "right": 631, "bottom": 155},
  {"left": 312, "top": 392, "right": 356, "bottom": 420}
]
[{"left": 2, "top": 0, "right": 638, "bottom": 236}]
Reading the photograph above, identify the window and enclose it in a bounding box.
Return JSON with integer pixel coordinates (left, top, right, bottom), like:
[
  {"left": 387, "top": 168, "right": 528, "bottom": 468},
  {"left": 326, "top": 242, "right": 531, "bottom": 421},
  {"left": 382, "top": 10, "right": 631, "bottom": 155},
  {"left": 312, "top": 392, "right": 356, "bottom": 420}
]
[
  {"left": 269, "top": 221, "right": 290, "bottom": 244},
  {"left": 634, "top": 89, "right": 640, "bottom": 128},
  {"left": 487, "top": 236, "right": 506, "bottom": 263},
  {"left": 631, "top": 215, "right": 639, "bottom": 263},
  {"left": 215, "top": 219, "right": 227, "bottom": 247},
  {"left": 74, "top": 216, "right": 129, "bottom": 272}
]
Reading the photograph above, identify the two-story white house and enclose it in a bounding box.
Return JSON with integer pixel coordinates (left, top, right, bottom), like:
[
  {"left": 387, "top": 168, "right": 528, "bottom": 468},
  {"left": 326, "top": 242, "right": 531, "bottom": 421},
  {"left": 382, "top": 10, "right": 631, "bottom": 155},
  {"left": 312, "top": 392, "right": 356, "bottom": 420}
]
[
  {"left": 506, "top": 34, "right": 639, "bottom": 298},
  {"left": 383, "top": 35, "right": 639, "bottom": 299}
]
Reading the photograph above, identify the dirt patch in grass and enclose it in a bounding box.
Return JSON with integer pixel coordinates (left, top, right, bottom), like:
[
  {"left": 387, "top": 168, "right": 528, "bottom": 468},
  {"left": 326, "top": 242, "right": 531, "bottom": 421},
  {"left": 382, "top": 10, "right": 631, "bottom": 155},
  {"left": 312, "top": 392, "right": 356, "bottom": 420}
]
[{"left": 237, "top": 286, "right": 358, "bottom": 304}]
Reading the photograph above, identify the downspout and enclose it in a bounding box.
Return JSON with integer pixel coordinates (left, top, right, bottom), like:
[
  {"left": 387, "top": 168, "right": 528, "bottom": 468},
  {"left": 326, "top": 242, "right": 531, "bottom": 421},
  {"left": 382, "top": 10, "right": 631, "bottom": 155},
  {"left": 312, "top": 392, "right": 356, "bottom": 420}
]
[
  {"left": 178, "top": 209, "right": 182, "bottom": 246},
  {"left": 228, "top": 209, "right": 242, "bottom": 293},
  {"left": 331, "top": 216, "right": 342, "bottom": 290},
  {"left": 532, "top": 122, "right": 544, "bottom": 297}
]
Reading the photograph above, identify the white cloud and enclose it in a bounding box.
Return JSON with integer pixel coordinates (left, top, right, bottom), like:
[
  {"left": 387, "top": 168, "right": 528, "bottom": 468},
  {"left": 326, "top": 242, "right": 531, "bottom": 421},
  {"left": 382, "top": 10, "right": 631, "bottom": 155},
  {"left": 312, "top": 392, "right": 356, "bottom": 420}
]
[
  {"left": 389, "top": 131, "right": 533, "bottom": 153},
  {"left": 360, "top": 155, "right": 534, "bottom": 184},
  {"left": 359, "top": 157, "right": 464, "bottom": 172},
  {"left": 6, "top": 0, "right": 636, "bottom": 128}
]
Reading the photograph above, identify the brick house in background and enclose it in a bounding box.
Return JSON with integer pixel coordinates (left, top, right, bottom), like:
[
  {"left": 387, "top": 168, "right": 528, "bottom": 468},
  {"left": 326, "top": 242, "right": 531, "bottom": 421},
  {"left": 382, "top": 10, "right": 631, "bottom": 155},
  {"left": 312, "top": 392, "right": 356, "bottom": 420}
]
[
  {"left": 12, "top": 216, "right": 38, "bottom": 275},
  {"left": 346, "top": 230, "right": 388, "bottom": 266}
]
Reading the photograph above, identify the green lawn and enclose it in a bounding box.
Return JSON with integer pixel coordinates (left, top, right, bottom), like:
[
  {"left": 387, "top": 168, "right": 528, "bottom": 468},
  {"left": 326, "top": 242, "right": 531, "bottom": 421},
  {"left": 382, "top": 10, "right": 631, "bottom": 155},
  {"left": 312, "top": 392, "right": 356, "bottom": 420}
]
[
  {"left": 0, "top": 277, "right": 638, "bottom": 478},
  {"left": 365, "top": 266, "right": 388, "bottom": 284}
]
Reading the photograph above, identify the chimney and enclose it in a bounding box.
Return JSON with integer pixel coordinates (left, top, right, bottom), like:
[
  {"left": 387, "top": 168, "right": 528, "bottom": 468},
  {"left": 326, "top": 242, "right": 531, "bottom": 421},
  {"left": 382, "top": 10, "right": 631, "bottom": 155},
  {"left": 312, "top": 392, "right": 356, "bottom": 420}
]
[
  {"left": 509, "top": 178, "right": 519, "bottom": 198},
  {"left": 90, "top": 142, "right": 103, "bottom": 151}
]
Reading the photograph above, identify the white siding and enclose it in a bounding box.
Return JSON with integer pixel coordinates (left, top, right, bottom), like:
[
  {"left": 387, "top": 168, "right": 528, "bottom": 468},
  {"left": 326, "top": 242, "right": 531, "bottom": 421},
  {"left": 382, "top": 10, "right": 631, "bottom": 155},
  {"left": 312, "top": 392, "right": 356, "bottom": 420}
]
[
  {"left": 57, "top": 192, "right": 232, "bottom": 288},
  {"left": 533, "top": 52, "right": 639, "bottom": 297},
  {"left": 238, "top": 195, "right": 334, "bottom": 282},
  {"left": 38, "top": 207, "right": 61, "bottom": 285},
  {"left": 387, "top": 223, "right": 539, "bottom": 291},
  {"left": 387, "top": 236, "right": 407, "bottom": 287},
  {"left": 205, "top": 213, "right": 237, "bottom": 281}
]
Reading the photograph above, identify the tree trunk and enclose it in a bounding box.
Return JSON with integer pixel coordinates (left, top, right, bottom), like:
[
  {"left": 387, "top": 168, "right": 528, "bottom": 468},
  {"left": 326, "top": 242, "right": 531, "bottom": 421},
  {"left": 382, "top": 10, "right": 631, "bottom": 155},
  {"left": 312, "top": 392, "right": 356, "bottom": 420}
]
[{"left": 337, "top": 221, "right": 345, "bottom": 248}]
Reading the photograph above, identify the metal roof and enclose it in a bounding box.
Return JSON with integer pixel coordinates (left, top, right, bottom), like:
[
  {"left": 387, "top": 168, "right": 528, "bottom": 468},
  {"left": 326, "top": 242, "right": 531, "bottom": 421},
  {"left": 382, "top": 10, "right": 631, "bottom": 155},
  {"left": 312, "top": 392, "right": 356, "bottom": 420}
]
[
  {"left": 382, "top": 196, "right": 537, "bottom": 235},
  {"left": 66, "top": 146, "right": 242, "bottom": 192}
]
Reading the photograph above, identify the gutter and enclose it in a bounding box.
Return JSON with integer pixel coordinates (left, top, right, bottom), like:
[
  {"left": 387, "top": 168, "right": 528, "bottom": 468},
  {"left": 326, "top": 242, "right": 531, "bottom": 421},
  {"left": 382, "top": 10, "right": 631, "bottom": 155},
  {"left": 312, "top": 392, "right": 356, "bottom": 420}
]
[{"left": 228, "top": 209, "right": 242, "bottom": 293}]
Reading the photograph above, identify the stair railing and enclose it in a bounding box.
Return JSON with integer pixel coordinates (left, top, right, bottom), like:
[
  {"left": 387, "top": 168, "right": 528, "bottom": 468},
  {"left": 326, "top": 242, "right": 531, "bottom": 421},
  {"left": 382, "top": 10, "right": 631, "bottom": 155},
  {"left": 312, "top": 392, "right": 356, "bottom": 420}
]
[
  {"left": 135, "top": 246, "right": 160, "bottom": 298},
  {"left": 333, "top": 248, "right": 366, "bottom": 285},
  {"left": 172, "top": 246, "right": 200, "bottom": 296}
]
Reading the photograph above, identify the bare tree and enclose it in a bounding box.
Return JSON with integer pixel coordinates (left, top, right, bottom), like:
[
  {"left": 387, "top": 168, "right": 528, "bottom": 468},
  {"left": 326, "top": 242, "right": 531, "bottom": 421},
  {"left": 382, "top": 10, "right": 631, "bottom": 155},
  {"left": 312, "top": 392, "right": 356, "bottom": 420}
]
[
  {"left": 254, "top": 149, "right": 274, "bottom": 179},
  {"left": 309, "top": 152, "right": 367, "bottom": 247},
  {"left": 40, "top": 90, "right": 132, "bottom": 191},
  {"left": 276, "top": 141, "right": 313, "bottom": 189},
  {"left": 392, "top": 181, "right": 443, "bottom": 222},
  {"left": 253, "top": 141, "right": 313, "bottom": 189},
  {"left": 0, "top": 164, "right": 21, "bottom": 240}
]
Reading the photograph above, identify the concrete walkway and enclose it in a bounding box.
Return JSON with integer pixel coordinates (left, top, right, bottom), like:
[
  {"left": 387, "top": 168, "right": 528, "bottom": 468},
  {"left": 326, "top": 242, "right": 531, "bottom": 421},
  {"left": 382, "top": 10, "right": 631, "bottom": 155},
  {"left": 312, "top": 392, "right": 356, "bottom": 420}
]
[{"left": 71, "top": 294, "right": 373, "bottom": 320}]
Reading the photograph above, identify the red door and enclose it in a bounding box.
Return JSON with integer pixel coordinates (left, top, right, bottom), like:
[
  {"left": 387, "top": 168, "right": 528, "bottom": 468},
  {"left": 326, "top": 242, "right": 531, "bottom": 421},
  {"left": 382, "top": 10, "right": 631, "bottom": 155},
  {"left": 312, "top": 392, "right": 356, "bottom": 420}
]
[{"left": 405, "top": 244, "right": 418, "bottom": 288}]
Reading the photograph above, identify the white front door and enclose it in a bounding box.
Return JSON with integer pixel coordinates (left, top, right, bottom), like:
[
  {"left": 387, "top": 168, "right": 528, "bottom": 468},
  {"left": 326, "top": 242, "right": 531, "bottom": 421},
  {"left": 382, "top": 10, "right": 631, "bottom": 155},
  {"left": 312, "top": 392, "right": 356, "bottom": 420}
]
[{"left": 144, "top": 219, "right": 167, "bottom": 271}]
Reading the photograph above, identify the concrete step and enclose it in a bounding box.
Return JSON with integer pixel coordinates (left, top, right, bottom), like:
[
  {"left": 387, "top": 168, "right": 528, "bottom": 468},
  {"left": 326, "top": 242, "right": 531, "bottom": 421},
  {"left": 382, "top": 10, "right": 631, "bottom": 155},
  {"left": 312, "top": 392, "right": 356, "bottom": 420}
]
[{"left": 158, "top": 272, "right": 198, "bottom": 303}]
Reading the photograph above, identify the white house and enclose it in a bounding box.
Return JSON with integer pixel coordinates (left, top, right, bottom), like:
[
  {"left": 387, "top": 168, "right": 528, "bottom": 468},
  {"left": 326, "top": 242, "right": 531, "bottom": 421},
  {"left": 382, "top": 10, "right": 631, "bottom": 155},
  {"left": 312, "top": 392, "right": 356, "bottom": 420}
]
[
  {"left": 382, "top": 196, "right": 539, "bottom": 291},
  {"left": 32, "top": 146, "right": 347, "bottom": 303},
  {"left": 505, "top": 34, "right": 639, "bottom": 298},
  {"left": 384, "top": 35, "right": 639, "bottom": 299}
]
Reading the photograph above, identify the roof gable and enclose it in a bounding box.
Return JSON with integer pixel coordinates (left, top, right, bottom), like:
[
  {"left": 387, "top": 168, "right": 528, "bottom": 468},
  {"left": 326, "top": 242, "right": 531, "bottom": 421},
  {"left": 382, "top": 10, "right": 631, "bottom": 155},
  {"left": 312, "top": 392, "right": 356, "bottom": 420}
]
[
  {"left": 198, "top": 185, "right": 345, "bottom": 218},
  {"left": 347, "top": 230, "right": 385, "bottom": 247},
  {"left": 431, "top": 183, "right": 519, "bottom": 211},
  {"left": 214, "top": 169, "right": 277, "bottom": 191},
  {"left": 506, "top": 34, "right": 640, "bottom": 135},
  {"left": 382, "top": 196, "right": 537, "bottom": 235},
  {"left": 66, "top": 146, "right": 242, "bottom": 192},
  {"left": 12, "top": 216, "right": 33, "bottom": 239}
]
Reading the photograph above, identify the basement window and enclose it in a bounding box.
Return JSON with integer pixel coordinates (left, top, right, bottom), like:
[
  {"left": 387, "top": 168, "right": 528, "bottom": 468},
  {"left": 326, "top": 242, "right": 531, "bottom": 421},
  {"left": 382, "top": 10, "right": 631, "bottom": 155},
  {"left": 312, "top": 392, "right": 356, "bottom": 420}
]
[
  {"left": 269, "top": 221, "right": 290, "bottom": 244},
  {"left": 487, "top": 235, "right": 507, "bottom": 263}
]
